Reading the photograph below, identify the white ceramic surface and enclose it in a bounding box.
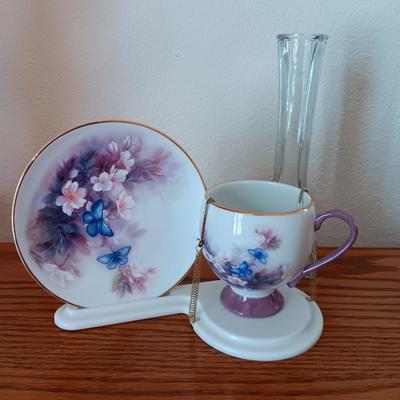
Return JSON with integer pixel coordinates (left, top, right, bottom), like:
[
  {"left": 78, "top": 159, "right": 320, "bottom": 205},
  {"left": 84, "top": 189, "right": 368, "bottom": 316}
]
[
  {"left": 13, "top": 121, "right": 205, "bottom": 307},
  {"left": 203, "top": 181, "right": 315, "bottom": 297}
]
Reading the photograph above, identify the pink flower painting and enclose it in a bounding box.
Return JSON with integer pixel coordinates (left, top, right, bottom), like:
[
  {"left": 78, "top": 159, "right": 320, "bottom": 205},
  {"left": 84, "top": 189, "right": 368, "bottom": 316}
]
[
  {"left": 116, "top": 192, "right": 135, "bottom": 219},
  {"left": 90, "top": 172, "right": 114, "bottom": 192},
  {"left": 55, "top": 180, "right": 87, "bottom": 216},
  {"left": 28, "top": 134, "right": 175, "bottom": 296}
]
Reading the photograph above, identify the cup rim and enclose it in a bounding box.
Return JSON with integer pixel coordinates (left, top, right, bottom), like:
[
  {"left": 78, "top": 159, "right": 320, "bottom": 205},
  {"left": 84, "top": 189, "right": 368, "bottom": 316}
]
[
  {"left": 277, "top": 33, "right": 329, "bottom": 41},
  {"left": 206, "top": 180, "right": 314, "bottom": 216}
]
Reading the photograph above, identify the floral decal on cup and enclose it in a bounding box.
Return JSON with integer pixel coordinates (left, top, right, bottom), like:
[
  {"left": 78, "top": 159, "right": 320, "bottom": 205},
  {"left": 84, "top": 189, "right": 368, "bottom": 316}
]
[
  {"left": 28, "top": 135, "right": 176, "bottom": 295},
  {"left": 203, "top": 228, "right": 287, "bottom": 290}
]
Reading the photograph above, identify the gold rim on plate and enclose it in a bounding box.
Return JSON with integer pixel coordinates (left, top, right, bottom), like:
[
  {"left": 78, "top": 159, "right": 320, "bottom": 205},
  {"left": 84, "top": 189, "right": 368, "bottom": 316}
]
[{"left": 12, "top": 120, "right": 206, "bottom": 307}]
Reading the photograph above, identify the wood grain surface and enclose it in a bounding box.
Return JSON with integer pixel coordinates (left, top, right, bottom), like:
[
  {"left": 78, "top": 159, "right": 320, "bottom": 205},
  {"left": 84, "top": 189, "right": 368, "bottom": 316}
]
[{"left": 0, "top": 243, "right": 399, "bottom": 400}]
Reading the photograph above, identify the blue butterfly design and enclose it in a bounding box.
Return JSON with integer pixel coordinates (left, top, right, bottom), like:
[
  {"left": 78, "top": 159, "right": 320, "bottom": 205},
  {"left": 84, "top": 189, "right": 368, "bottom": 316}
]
[
  {"left": 96, "top": 246, "right": 132, "bottom": 270},
  {"left": 81, "top": 199, "right": 113, "bottom": 237},
  {"left": 248, "top": 248, "right": 268, "bottom": 264},
  {"left": 229, "top": 261, "right": 253, "bottom": 278}
]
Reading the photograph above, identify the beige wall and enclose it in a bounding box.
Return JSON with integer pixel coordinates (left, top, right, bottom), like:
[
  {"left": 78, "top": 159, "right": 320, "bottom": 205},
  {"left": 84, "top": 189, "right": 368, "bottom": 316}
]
[{"left": 1, "top": 0, "right": 400, "bottom": 246}]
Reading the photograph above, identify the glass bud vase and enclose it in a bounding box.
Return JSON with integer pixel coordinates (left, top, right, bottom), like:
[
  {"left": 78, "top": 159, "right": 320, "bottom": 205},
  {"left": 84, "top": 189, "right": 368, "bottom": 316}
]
[
  {"left": 273, "top": 33, "right": 328, "bottom": 278},
  {"left": 273, "top": 33, "right": 328, "bottom": 189}
]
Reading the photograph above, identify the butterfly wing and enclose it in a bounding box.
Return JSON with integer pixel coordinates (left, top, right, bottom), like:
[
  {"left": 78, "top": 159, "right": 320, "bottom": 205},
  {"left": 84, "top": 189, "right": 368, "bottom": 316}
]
[
  {"left": 111, "top": 246, "right": 131, "bottom": 267},
  {"left": 259, "top": 254, "right": 267, "bottom": 264},
  {"left": 98, "top": 220, "right": 114, "bottom": 237},
  {"left": 239, "top": 261, "right": 252, "bottom": 277},
  {"left": 91, "top": 199, "right": 104, "bottom": 220},
  {"left": 248, "top": 248, "right": 267, "bottom": 264},
  {"left": 106, "top": 256, "right": 119, "bottom": 270},
  {"left": 117, "top": 256, "right": 129, "bottom": 266},
  {"left": 97, "top": 252, "right": 114, "bottom": 265},
  {"left": 256, "top": 249, "right": 267, "bottom": 264},
  {"left": 114, "top": 246, "right": 131, "bottom": 258},
  {"left": 82, "top": 211, "right": 96, "bottom": 224},
  {"left": 86, "top": 221, "right": 99, "bottom": 237},
  {"left": 97, "top": 253, "right": 118, "bottom": 270}
]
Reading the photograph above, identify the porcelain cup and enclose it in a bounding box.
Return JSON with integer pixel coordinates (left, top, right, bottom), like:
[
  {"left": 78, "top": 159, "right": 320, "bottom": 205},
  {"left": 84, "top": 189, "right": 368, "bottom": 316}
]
[{"left": 202, "top": 180, "right": 358, "bottom": 318}]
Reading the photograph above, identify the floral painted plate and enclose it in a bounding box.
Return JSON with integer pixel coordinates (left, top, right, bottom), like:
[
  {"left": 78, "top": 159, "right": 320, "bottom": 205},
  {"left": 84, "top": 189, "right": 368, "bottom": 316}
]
[{"left": 12, "top": 121, "right": 205, "bottom": 307}]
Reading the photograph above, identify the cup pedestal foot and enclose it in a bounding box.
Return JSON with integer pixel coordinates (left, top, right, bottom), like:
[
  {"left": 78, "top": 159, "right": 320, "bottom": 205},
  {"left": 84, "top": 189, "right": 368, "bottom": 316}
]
[{"left": 220, "top": 285, "right": 284, "bottom": 318}]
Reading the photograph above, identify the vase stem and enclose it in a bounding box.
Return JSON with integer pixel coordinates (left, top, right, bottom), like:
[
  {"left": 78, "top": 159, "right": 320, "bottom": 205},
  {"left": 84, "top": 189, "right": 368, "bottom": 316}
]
[{"left": 273, "top": 33, "right": 328, "bottom": 189}]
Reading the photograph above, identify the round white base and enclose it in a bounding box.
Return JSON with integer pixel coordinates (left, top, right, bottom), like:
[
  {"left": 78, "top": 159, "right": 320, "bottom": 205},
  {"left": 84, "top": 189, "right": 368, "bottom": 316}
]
[{"left": 192, "top": 281, "right": 323, "bottom": 361}]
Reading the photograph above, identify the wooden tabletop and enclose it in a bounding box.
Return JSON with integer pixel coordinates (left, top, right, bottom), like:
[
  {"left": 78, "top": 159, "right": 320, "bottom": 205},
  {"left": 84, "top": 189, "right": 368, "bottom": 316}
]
[{"left": 0, "top": 243, "right": 399, "bottom": 400}]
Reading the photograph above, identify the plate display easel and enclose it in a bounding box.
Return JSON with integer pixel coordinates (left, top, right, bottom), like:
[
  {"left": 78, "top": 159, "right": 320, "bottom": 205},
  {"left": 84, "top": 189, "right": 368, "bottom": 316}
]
[{"left": 55, "top": 280, "right": 323, "bottom": 362}]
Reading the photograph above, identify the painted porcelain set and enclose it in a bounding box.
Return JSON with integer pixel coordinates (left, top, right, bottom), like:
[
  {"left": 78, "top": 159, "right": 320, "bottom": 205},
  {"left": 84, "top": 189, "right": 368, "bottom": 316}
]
[{"left": 12, "top": 120, "right": 358, "bottom": 361}]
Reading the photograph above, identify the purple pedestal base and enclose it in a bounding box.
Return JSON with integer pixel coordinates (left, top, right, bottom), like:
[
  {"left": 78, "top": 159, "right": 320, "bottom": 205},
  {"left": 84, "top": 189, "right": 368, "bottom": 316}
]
[{"left": 220, "top": 285, "right": 285, "bottom": 318}]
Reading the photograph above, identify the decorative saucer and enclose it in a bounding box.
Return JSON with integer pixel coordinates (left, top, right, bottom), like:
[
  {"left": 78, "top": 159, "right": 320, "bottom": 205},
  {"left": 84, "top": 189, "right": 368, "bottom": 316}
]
[{"left": 13, "top": 121, "right": 205, "bottom": 307}]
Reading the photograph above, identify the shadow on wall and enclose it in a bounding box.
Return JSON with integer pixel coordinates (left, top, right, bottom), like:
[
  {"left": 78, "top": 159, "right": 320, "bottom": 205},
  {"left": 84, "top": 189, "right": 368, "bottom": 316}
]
[
  {"left": 4, "top": 2, "right": 81, "bottom": 241},
  {"left": 317, "top": 33, "right": 398, "bottom": 246},
  {"left": 23, "top": 1, "right": 77, "bottom": 137}
]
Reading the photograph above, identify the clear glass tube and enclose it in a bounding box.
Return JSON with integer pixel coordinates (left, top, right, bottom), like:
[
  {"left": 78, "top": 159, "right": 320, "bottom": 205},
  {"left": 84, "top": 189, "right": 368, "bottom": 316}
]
[{"left": 273, "top": 33, "right": 328, "bottom": 189}]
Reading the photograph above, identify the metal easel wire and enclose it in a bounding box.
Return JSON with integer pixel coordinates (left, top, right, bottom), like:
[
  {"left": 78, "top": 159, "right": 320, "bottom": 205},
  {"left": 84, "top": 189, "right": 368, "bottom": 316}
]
[{"left": 188, "top": 198, "right": 214, "bottom": 324}]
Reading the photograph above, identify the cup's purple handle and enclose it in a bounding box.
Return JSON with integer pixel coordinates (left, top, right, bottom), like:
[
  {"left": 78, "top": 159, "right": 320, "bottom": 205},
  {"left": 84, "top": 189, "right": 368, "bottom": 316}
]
[{"left": 287, "top": 210, "right": 358, "bottom": 288}]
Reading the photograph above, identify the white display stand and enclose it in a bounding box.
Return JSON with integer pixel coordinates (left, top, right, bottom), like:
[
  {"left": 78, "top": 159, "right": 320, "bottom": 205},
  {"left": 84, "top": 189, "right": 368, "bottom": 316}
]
[
  {"left": 55, "top": 281, "right": 323, "bottom": 361},
  {"left": 54, "top": 284, "right": 192, "bottom": 331}
]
